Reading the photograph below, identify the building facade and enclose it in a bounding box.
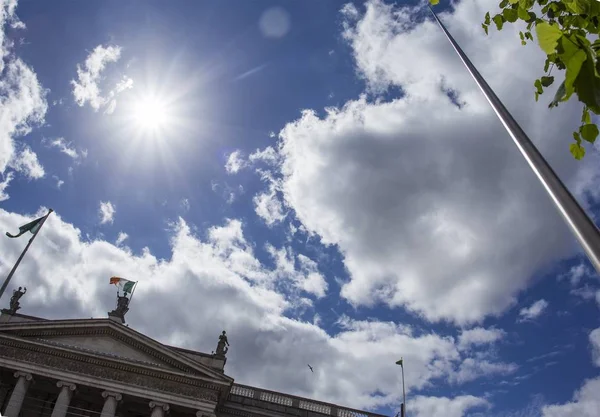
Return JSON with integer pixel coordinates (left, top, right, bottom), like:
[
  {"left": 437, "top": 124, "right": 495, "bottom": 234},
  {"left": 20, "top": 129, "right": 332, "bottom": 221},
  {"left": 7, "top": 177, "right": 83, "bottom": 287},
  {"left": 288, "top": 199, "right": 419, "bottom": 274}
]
[{"left": 0, "top": 294, "right": 385, "bottom": 417}]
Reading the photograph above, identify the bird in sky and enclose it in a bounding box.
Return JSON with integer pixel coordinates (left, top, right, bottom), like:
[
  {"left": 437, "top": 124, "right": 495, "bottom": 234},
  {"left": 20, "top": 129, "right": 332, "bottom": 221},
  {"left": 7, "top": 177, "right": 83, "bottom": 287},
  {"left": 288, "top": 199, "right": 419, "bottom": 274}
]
[{"left": 307, "top": 364, "right": 314, "bottom": 373}]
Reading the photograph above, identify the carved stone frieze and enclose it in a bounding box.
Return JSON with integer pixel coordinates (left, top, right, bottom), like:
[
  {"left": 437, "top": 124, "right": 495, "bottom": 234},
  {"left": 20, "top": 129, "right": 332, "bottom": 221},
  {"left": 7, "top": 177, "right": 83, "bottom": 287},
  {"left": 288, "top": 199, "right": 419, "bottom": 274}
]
[{"left": 1, "top": 344, "right": 219, "bottom": 402}]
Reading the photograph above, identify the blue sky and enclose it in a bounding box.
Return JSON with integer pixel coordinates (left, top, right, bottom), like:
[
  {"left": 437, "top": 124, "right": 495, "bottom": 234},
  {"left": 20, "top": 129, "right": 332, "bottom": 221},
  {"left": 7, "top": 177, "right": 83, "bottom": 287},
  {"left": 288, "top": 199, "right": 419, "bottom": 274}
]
[{"left": 1, "top": 0, "right": 600, "bottom": 417}]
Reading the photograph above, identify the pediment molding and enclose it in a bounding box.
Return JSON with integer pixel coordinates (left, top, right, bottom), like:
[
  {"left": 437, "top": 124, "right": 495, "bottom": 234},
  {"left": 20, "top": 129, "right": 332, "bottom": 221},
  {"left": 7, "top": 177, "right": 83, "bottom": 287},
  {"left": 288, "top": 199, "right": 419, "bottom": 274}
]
[
  {"left": 0, "top": 334, "right": 220, "bottom": 390},
  {"left": 0, "top": 319, "right": 233, "bottom": 386}
]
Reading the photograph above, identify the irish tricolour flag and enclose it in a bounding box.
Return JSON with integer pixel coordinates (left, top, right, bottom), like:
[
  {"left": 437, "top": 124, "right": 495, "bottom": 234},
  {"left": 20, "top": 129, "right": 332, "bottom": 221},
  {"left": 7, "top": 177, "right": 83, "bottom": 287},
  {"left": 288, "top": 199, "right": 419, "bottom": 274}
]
[{"left": 109, "top": 277, "right": 136, "bottom": 294}]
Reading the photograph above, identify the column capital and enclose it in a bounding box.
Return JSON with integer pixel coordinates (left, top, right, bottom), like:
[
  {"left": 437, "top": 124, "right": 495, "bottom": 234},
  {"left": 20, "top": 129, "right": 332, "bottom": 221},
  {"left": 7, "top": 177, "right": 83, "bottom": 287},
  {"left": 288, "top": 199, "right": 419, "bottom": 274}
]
[
  {"left": 13, "top": 371, "right": 33, "bottom": 382},
  {"left": 149, "top": 402, "right": 169, "bottom": 412},
  {"left": 57, "top": 381, "right": 77, "bottom": 391},
  {"left": 102, "top": 391, "right": 122, "bottom": 401}
]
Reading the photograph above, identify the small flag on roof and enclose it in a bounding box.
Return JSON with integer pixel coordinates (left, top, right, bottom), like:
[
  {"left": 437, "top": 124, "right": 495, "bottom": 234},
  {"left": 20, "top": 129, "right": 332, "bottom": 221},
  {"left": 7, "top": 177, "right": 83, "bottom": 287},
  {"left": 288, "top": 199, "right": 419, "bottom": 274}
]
[{"left": 109, "top": 277, "right": 136, "bottom": 294}]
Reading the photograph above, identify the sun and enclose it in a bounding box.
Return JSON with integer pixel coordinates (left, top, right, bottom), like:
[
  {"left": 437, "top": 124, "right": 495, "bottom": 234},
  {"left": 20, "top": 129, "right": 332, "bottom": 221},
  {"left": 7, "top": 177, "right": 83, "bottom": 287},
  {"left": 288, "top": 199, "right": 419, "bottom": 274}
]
[{"left": 131, "top": 96, "right": 170, "bottom": 131}]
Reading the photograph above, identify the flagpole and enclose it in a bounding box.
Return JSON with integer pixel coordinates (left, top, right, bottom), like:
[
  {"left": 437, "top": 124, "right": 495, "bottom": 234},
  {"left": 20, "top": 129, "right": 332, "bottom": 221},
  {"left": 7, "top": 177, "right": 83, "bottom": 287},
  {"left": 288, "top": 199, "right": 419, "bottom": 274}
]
[
  {"left": 428, "top": 6, "right": 600, "bottom": 275},
  {"left": 401, "top": 361, "right": 406, "bottom": 417},
  {"left": 0, "top": 209, "right": 53, "bottom": 300}
]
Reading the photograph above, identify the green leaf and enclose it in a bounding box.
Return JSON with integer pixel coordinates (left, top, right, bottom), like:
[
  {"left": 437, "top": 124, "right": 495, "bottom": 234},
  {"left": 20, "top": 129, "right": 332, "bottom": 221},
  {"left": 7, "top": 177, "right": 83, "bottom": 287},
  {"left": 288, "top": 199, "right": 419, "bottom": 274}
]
[
  {"left": 580, "top": 124, "right": 600, "bottom": 143},
  {"left": 565, "top": 0, "right": 589, "bottom": 14},
  {"left": 493, "top": 14, "right": 505, "bottom": 30},
  {"left": 499, "top": 0, "right": 509, "bottom": 7},
  {"left": 536, "top": 22, "right": 563, "bottom": 54},
  {"left": 484, "top": 12, "right": 491, "bottom": 25},
  {"left": 559, "top": 36, "right": 588, "bottom": 101},
  {"left": 535, "top": 79, "right": 544, "bottom": 94},
  {"left": 541, "top": 76, "right": 554, "bottom": 87},
  {"left": 576, "top": 61, "right": 600, "bottom": 112},
  {"left": 582, "top": 107, "right": 591, "bottom": 124},
  {"left": 519, "top": 0, "right": 534, "bottom": 9},
  {"left": 520, "top": 31, "right": 525, "bottom": 40},
  {"left": 430, "top": 0, "right": 440, "bottom": 5},
  {"left": 573, "top": 131, "right": 582, "bottom": 143},
  {"left": 570, "top": 142, "right": 586, "bottom": 160},
  {"left": 518, "top": 7, "right": 530, "bottom": 21},
  {"left": 549, "top": 80, "right": 566, "bottom": 107},
  {"left": 482, "top": 23, "right": 489, "bottom": 35},
  {"left": 508, "top": 0, "right": 519, "bottom": 4},
  {"left": 503, "top": 8, "right": 519, "bottom": 22}
]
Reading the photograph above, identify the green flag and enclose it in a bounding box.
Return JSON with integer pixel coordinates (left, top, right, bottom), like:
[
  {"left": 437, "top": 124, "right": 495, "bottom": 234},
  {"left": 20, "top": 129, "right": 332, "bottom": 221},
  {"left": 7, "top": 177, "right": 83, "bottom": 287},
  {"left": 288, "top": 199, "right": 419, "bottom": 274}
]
[
  {"left": 396, "top": 358, "right": 403, "bottom": 367},
  {"left": 6, "top": 216, "right": 46, "bottom": 238}
]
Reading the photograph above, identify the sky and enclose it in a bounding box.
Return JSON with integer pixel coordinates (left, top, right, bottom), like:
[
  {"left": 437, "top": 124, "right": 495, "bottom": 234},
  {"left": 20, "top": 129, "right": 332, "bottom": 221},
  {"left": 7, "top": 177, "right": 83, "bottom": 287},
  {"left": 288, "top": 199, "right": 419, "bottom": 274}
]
[{"left": 0, "top": 0, "right": 600, "bottom": 416}]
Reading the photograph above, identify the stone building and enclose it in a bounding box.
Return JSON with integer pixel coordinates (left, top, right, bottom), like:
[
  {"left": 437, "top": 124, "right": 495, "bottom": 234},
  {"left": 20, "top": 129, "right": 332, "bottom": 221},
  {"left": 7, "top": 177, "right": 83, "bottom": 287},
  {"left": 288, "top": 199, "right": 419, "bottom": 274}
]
[{"left": 0, "top": 289, "right": 385, "bottom": 417}]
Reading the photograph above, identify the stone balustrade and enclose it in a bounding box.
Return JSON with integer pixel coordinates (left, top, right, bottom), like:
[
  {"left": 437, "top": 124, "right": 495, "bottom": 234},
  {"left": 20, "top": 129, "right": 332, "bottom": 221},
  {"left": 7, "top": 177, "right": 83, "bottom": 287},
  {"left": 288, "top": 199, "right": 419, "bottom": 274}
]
[{"left": 230, "top": 384, "right": 384, "bottom": 417}]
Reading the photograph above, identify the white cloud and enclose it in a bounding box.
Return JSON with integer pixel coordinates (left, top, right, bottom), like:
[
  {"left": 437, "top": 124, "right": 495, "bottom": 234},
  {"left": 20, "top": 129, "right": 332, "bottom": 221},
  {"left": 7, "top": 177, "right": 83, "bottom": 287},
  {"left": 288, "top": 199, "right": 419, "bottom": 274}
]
[
  {"left": 115, "top": 232, "right": 128, "bottom": 246},
  {"left": 590, "top": 328, "right": 600, "bottom": 367},
  {"left": 560, "top": 262, "right": 592, "bottom": 286},
  {"left": 266, "top": 245, "right": 328, "bottom": 298},
  {"left": 0, "top": 2, "right": 47, "bottom": 196},
  {"left": 411, "top": 395, "right": 489, "bottom": 417},
  {"left": 98, "top": 201, "right": 116, "bottom": 225},
  {"left": 249, "top": 146, "right": 280, "bottom": 166},
  {"left": 181, "top": 198, "right": 190, "bottom": 212},
  {"left": 450, "top": 358, "right": 518, "bottom": 384},
  {"left": 297, "top": 254, "right": 328, "bottom": 298},
  {"left": 250, "top": 0, "right": 597, "bottom": 325},
  {"left": 71, "top": 45, "right": 131, "bottom": 113},
  {"left": 44, "top": 137, "right": 87, "bottom": 160},
  {"left": 0, "top": 172, "right": 14, "bottom": 201},
  {"left": 542, "top": 376, "right": 600, "bottom": 417},
  {"left": 225, "top": 150, "right": 248, "bottom": 174},
  {"left": 458, "top": 327, "right": 505, "bottom": 351},
  {"left": 9, "top": 145, "right": 44, "bottom": 179},
  {"left": 254, "top": 188, "right": 286, "bottom": 226},
  {"left": 52, "top": 175, "right": 64, "bottom": 190},
  {"left": 0, "top": 208, "right": 505, "bottom": 410},
  {"left": 211, "top": 181, "right": 244, "bottom": 204},
  {"left": 518, "top": 299, "right": 549, "bottom": 322}
]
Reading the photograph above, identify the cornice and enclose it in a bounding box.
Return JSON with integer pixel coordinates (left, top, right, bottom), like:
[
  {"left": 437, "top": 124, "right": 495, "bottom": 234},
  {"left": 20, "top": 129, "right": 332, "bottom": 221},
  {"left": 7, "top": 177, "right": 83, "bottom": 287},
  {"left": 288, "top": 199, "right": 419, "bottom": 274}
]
[{"left": 218, "top": 407, "right": 258, "bottom": 417}]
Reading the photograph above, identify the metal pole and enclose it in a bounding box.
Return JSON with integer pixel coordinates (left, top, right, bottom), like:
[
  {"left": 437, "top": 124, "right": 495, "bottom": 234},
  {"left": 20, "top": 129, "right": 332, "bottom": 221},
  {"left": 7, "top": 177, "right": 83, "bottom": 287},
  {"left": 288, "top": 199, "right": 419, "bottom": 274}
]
[
  {"left": 429, "top": 7, "right": 600, "bottom": 274},
  {"left": 0, "top": 209, "right": 53, "bottom": 300},
  {"left": 401, "top": 364, "right": 406, "bottom": 417}
]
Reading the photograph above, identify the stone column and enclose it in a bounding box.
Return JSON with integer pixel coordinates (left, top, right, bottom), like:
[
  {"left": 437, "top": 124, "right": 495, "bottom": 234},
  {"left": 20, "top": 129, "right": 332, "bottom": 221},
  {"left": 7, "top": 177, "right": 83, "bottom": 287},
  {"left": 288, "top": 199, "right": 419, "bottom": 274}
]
[
  {"left": 100, "top": 391, "right": 122, "bottom": 417},
  {"left": 51, "top": 381, "right": 77, "bottom": 417},
  {"left": 4, "top": 371, "right": 33, "bottom": 417},
  {"left": 149, "top": 401, "right": 169, "bottom": 417}
]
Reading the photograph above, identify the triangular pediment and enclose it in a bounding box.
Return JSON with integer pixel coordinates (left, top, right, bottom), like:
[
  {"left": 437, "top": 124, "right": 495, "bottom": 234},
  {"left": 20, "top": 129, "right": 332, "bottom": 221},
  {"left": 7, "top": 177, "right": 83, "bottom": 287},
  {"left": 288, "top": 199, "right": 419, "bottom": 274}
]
[{"left": 0, "top": 318, "right": 233, "bottom": 386}]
